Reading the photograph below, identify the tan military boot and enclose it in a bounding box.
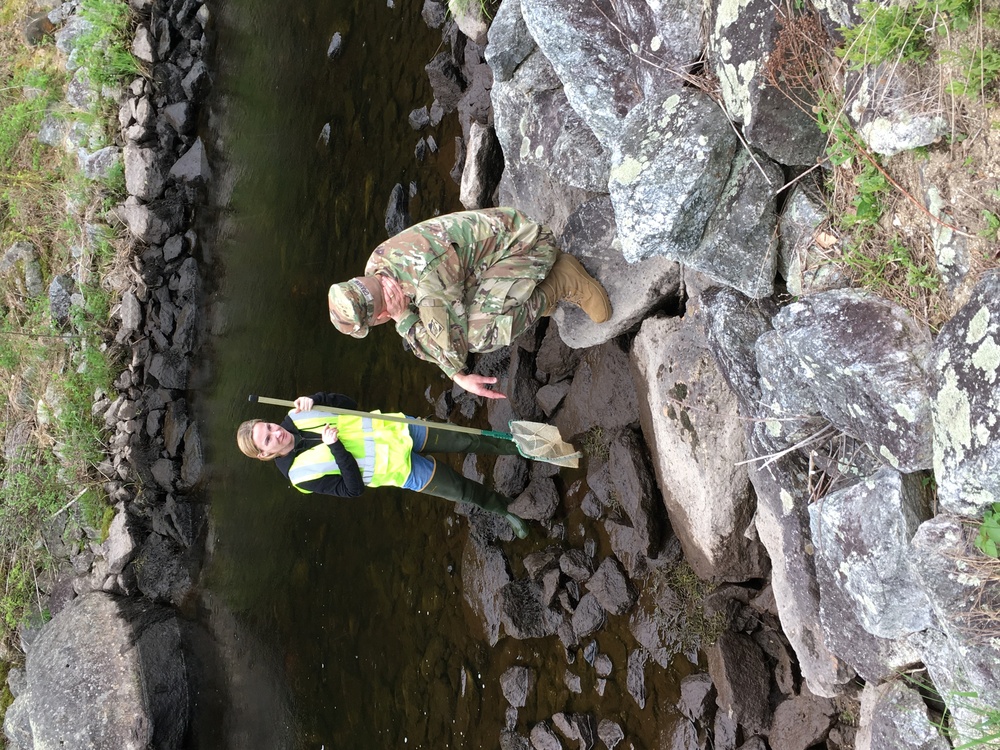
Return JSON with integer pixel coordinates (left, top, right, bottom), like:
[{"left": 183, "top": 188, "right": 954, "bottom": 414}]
[{"left": 537, "top": 252, "right": 612, "bottom": 323}]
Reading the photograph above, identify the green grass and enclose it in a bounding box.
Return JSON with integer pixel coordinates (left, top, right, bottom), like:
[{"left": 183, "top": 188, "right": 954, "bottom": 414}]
[
  {"left": 75, "top": 0, "right": 142, "bottom": 88},
  {"left": 838, "top": 0, "right": 979, "bottom": 69},
  {"left": 946, "top": 45, "right": 1000, "bottom": 96},
  {"left": 0, "top": 0, "right": 137, "bottom": 657}
]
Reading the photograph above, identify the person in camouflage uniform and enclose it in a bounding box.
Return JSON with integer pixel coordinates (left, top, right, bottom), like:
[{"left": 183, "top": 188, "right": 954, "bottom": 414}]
[{"left": 328, "top": 208, "right": 612, "bottom": 399}]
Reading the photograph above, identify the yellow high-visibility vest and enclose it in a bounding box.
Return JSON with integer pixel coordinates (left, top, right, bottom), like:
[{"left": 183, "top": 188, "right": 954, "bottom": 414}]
[{"left": 287, "top": 410, "right": 413, "bottom": 492}]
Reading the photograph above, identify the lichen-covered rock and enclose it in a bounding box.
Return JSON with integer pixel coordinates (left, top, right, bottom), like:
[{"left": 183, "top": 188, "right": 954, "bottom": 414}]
[
  {"left": 520, "top": 0, "right": 642, "bottom": 146},
  {"left": 847, "top": 63, "right": 948, "bottom": 157},
  {"left": 485, "top": 0, "right": 535, "bottom": 83},
  {"left": 694, "top": 147, "right": 784, "bottom": 298},
  {"left": 491, "top": 49, "right": 607, "bottom": 232},
  {"left": 609, "top": 90, "right": 739, "bottom": 274},
  {"left": 769, "top": 289, "right": 934, "bottom": 472},
  {"left": 855, "top": 680, "right": 950, "bottom": 750},
  {"left": 930, "top": 272, "right": 1000, "bottom": 514},
  {"left": 708, "top": 0, "right": 824, "bottom": 165},
  {"left": 810, "top": 467, "right": 934, "bottom": 639},
  {"left": 909, "top": 518, "right": 1000, "bottom": 741}
]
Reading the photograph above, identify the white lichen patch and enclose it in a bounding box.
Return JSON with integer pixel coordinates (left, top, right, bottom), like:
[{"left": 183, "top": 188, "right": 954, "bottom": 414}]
[
  {"left": 610, "top": 156, "right": 646, "bottom": 186},
  {"left": 780, "top": 488, "right": 795, "bottom": 515},
  {"left": 971, "top": 335, "right": 1000, "bottom": 381},
  {"left": 662, "top": 94, "right": 681, "bottom": 117},
  {"left": 718, "top": 37, "right": 732, "bottom": 62},
  {"left": 957, "top": 571, "right": 983, "bottom": 588},
  {"left": 766, "top": 418, "right": 782, "bottom": 436},
  {"left": 718, "top": 60, "right": 757, "bottom": 125},
  {"left": 715, "top": 0, "right": 755, "bottom": 31},
  {"left": 976, "top": 422, "right": 991, "bottom": 446},
  {"left": 534, "top": 145, "right": 544, "bottom": 159},
  {"left": 894, "top": 402, "right": 916, "bottom": 423},
  {"left": 966, "top": 305, "right": 991, "bottom": 345},
  {"left": 935, "top": 366, "right": 973, "bottom": 462},
  {"left": 879, "top": 445, "right": 900, "bottom": 468},
  {"left": 887, "top": 420, "right": 897, "bottom": 432},
  {"left": 651, "top": 35, "right": 662, "bottom": 52},
  {"left": 520, "top": 136, "right": 531, "bottom": 159},
  {"left": 631, "top": 43, "right": 639, "bottom": 54}
]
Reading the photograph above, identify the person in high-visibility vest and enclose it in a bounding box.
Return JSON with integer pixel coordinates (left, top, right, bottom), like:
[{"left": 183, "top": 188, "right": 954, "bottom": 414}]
[{"left": 236, "top": 391, "right": 529, "bottom": 538}]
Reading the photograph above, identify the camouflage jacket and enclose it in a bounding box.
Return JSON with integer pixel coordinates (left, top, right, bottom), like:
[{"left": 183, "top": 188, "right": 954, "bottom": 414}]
[{"left": 365, "top": 208, "right": 557, "bottom": 378}]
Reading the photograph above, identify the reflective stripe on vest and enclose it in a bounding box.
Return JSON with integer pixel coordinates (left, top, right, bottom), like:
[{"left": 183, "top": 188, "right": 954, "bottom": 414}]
[{"left": 286, "top": 409, "right": 412, "bottom": 492}]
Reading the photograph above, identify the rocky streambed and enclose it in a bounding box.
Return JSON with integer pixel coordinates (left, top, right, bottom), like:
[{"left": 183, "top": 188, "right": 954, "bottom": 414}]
[{"left": 6, "top": 0, "right": 1000, "bottom": 748}]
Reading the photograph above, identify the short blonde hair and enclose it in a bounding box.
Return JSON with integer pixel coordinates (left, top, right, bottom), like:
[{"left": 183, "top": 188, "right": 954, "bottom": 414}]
[{"left": 237, "top": 419, "right": 272, "bottom": 460}]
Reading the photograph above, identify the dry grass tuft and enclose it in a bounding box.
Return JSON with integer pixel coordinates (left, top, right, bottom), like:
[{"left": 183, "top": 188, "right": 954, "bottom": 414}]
[{"left": 765, "top": 0, "right": 1000, "bottom": 331}]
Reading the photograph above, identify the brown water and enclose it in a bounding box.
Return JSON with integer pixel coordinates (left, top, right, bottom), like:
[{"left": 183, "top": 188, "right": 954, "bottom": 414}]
[{"left": 193, "top": 0, "right": 690, "bottom": 747}]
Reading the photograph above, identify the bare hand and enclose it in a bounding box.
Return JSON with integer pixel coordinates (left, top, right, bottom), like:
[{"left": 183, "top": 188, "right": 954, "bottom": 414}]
[
  {"left": 378, "top": 275, "right": 410, "bottom": 322},
  {"left": 293, "top": 396, "right": 315, "bottom": 413},
  {"left": 453, "top": 372, "right": 506, "bottom": 400},
  {"left": 321, "top": 425, "right": 339, "bottom": 445}
]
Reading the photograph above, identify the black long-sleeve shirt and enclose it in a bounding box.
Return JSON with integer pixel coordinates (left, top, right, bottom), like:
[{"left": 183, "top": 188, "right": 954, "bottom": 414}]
[{"left": 273, "top": 392, "right": 366, "bottom": 497}]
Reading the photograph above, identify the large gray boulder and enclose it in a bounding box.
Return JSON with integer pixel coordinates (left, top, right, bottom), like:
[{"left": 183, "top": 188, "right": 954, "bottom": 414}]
[
  {"left": 749, "top": 439, "right": 854, "bottom": 697},
  {"left": 910, "top": 517, "right": 1000, "bottom": 741},
  {"left": 608, "top": 90, "right": 740, "bottom": 278},
  {"left": 123, "top": 143, "right": 167, "bottom": 201},
  {"left": 485, "top": 0, "right": 535, "bottom": 84},
  {"left": 810, "top": 468, "right": 934, "bottom": 638},
  {"left": 3, "top": 592, "right": 188, "bottom": 750},
  {"left": 855, "top": 680, "right": 951, "bottom": 750},
  {"left": 693, "top": 147, "right": 784, "bottom": 298},
  {"left": 767, "top": 289, "right": 935, "bottom": 472},
  {"left": 553, "top": 196, "right": 681, "bottom": 349},
  {"left": 491, "top": 48, "right": 606, "bottom": 232},
  {"left": 631, "top": 314, "right": 767, "bottom": 582},
  {"left": 930, "top": 273, "right": 1000, "bottom": 515},
  {"left": 520, "top": 0, "right": 643, "bottom": 147},
  {"left": 708, "top": 0, "right": 824, "bottom": 165},
  {"left": 808, "top": 468, "right": 931, "bottom": 681}
]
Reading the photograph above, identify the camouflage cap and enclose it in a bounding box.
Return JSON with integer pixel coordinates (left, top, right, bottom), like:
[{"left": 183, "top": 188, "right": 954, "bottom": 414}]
[{"left": 328, "top": 277, "right": 375, "bottom": 338}]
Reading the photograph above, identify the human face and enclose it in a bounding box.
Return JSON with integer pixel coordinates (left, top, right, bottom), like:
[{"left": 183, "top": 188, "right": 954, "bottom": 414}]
[{"left": 251, "top": 421, "right": 294, "bottom": 458}]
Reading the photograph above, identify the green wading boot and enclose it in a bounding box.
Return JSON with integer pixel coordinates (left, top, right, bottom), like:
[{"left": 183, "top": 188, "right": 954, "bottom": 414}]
[
  {"left": 421, "top": 462, "right": 529, "bottom": 539},
  {"left": 422, "top": 427, "right": 522, "bottom": 456}
]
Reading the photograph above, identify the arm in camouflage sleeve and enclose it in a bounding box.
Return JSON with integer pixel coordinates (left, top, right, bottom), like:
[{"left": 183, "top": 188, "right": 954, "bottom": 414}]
[{"left": 395, "top": 312, "right": 468, "bottom": 379}]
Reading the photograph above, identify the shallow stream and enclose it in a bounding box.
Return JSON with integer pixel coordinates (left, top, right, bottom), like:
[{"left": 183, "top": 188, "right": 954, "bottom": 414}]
[{"left": 191, "top": 0, "right": 690, "bottom": 746}]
